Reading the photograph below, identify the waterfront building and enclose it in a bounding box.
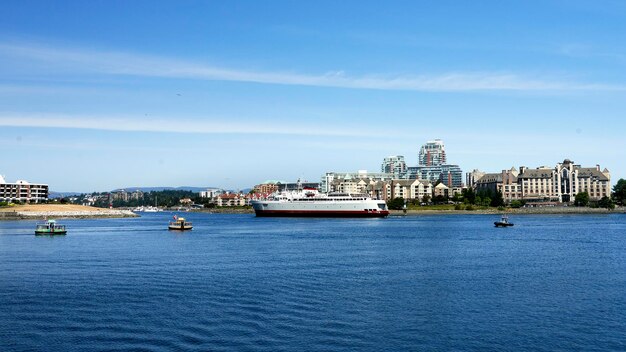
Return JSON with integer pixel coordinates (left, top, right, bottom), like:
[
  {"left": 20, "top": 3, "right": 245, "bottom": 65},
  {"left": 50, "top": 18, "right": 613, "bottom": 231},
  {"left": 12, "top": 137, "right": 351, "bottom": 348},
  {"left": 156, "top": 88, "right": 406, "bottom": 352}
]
[
  {"left": 179, "top": 198, "right": 193, "bottom": 206},
  {"left": 0, "top": 175, "right": 48, "bottom": 203},
  {"left": 385, "top": 179, "right": 433, "bottom": 201},
  {"left": 519, "top": 159, "right": 610, "bottom": 203},
  {"left": 199, "top": 188, "right": 223, "bottom": 199},
  {"left": 433, "top": 183, "right": 450, "bottom": 198},
  {"left": 466, "top": 169, "right": 486, "bottom": 188},
  {"left": 130, "top": 190, "right": 144, "bottom": 200},
  {"left": 253, "top": 182, "right": 280, "bottom": 195},
  {"left": 419, "top": 139, "right": 446, "bottom": 166},
  {"left": 321, "top": 170, "right": 393, "bottom": 193},
  {"left": 363, "top": 180, "right": 388, "bottom": 200},
  {"left": 216, "top": 193, "right": 246, "bottom": 207},
  {"left": 474, "top": 168, "right": 521, "bottom": 203},
  {"left": 381, "top": 156, "right": 407, "bottom": 179},
  {"left": 476, "top": 159, "right": 611, "bottom": 204},
  {"left": 111, "top": 190, "right": 129, "bottom": 202}
]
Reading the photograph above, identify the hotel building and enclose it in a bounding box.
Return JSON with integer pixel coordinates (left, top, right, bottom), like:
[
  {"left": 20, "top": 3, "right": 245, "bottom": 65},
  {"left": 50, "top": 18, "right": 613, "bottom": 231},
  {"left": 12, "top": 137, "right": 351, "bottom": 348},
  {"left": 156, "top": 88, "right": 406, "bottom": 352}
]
[{"left": 474, "top": 159, "right": 611, "bottom": 204}]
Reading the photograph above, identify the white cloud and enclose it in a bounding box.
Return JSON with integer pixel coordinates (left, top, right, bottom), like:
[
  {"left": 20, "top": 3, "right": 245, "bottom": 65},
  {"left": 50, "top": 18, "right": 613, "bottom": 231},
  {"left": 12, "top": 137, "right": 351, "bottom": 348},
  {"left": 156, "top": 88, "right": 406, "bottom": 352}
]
[
  {"left": 1, "top": 42, "right": 622, "bottom": 92},
  {"left": 0, "top": 113, "right": 377, "bottom": 137}
]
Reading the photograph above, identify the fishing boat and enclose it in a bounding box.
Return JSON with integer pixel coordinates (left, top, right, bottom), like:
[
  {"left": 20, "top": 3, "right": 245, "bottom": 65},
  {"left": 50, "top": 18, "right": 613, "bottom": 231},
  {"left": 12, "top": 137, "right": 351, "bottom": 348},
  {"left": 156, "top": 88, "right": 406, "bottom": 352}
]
[
  {"left": 168, "top": 216, "right": 192, "bottom": 231},
  {"left": 494, "top": 215, "right": 514, "bottom": 227},
  {"left": 35, "top": 219, "right": 67, "bottom": 235}
]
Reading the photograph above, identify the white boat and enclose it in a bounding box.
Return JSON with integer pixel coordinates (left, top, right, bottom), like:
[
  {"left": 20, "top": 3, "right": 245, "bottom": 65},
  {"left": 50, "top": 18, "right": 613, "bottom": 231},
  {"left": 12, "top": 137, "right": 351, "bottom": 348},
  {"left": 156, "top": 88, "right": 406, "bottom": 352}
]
[
  {"left": 142, "top": 206, "right": 161, "bottom": 212},
  {"left": 133, "top": 206, "right": 161, "bottom": 212},
  {"left": 251, "top": 187, "right": 389, "bottom": 218}
]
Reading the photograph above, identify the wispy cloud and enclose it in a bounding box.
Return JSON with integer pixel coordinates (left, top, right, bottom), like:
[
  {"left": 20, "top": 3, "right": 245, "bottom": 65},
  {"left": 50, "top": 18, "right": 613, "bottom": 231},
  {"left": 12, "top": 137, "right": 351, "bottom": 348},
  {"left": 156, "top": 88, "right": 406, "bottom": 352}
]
[
  {"left": 558, "top": 43, "right": 626, "bottom": 63},
  {"left": 0, "top": 112, "right": 377, "bottom": 137},
  {"left": 0, "top": 41, "right": 622, "bottom": 92}
]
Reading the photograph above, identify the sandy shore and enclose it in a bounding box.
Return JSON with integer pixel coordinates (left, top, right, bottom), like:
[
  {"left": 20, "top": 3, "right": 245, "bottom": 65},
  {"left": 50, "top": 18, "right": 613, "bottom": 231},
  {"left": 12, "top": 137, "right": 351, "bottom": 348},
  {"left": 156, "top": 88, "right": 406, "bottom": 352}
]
[{"left": 0, "top": 204, "right": 138, "bottom": 220}]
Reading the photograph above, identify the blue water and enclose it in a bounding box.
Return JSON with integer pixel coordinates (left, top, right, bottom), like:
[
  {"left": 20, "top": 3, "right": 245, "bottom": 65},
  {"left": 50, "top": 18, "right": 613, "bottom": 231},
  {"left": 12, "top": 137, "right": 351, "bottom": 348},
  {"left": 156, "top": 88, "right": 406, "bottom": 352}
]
[{"left": 1, "top": 213, "right": 625, "bottom": 351}]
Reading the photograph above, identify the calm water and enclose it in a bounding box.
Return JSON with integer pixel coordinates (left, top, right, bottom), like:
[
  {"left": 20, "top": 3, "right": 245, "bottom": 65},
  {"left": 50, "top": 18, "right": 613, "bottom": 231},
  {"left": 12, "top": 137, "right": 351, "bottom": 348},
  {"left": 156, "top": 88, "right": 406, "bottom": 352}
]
[{"left": 1, "top": 213, "right": 625, "bottom": 351}]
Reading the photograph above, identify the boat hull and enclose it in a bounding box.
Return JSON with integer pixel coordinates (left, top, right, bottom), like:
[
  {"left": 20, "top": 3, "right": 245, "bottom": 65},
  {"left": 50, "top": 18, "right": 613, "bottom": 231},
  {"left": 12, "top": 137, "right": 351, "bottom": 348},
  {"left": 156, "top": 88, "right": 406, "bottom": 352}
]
[
  {"left": 494, "top": 222, "right": 514, "bottom": 227},
  {"left": 35, "top": 230, "right": 67, "bottom": 235},
  {"left": 168, "top": 225, "right": 193, "bottom": 231},
  {"left": 254, "top": 209, "right": 389, "bottom": 218}
]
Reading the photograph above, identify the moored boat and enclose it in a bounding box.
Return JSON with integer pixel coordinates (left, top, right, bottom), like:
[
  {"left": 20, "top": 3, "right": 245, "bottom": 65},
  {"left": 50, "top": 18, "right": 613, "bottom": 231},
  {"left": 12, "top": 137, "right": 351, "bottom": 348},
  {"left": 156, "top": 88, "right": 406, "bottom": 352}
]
[
  {"left": 251, "top": 186, "right": 389, "bottom": 218},
  {"left": 35, "top": 219, "right": 67, "bottom": 235},
  {"left": 494, "top": 215, "right": 514, "bottom": 227},
  {"left": 168, "top": 216, "right": 192, "bottom": 231}
]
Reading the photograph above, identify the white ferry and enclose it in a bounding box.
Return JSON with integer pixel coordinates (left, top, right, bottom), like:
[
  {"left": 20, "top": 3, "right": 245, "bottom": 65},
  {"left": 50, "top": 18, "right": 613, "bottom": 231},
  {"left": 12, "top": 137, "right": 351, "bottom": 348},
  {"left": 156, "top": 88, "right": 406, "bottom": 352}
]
[{"left": 251, "top": 187, "right": 389, "bottom": 218}]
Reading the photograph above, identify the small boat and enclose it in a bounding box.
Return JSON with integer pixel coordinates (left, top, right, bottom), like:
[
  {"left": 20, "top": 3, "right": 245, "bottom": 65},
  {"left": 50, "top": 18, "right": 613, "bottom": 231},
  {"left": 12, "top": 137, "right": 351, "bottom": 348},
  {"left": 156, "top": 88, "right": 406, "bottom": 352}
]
[
  {"left": 494, "top": 215, "right": 514, "bottom": 227},
  {"left": 168, "top": 216, "right": 192, "bottom": 231},
  {"left": 35, "top": 219, "right": 67, "bottom": 235}
]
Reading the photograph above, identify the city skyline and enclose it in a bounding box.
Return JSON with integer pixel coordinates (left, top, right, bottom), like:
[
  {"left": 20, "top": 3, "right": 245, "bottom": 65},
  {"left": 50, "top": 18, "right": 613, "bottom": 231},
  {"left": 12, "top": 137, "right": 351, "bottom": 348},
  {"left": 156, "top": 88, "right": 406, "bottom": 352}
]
[{"left": 1, "top": 1, "right": 625, "bottom": 192}]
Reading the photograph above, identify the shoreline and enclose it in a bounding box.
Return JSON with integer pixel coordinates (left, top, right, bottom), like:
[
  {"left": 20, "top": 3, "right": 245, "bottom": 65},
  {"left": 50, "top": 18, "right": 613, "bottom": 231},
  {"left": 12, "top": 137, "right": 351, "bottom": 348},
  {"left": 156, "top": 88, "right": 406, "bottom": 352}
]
[
  {"left": 2, "top": 205, "right": 623, "bottom": 220},
  {"left": 0, "top": 204, "right": 138, "bottom": 220},
  {"left": 390, "top": 206, "right": 626, "bottom": 216}
]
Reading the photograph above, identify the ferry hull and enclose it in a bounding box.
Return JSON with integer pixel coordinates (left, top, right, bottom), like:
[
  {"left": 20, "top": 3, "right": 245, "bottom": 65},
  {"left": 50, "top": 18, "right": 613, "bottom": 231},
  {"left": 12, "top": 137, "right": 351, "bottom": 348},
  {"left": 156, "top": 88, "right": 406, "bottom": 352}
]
[{"left": 254, "top": 209, "right": 389, "bottom": 218}]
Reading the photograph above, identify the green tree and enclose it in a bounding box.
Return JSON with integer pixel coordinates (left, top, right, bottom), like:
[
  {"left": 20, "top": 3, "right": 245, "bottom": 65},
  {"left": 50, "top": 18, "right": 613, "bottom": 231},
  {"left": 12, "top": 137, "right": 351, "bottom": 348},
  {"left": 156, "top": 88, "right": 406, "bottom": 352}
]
[
  {"left": 598, "top": 196, "right": 615, "bottom": 210},
  {"left": 613, "top": 179, "right": 626, "bottom": 206},
  {"left": 387, "top": 197, "right": 405, "bottom": 210},
  {"left": 490, "top": 190, "right": 505, "bottom": 207},
  {"left": 510, "top": 200, "right": 523, "bottom": 208},
  {"left": 462, "top": 188, "right": 476, "bottom": 205},
  {"left": 574, "top": 192, "right": 590, "bottom": 207},
  {"left": 451, "top": 193, "right": 463, "bottom": 204},
  {"left": 421, "top": 194, "right": 431, "bottom": 204},
  {"left": 432, "top": 195, "right": 447, "bottom": 205}
]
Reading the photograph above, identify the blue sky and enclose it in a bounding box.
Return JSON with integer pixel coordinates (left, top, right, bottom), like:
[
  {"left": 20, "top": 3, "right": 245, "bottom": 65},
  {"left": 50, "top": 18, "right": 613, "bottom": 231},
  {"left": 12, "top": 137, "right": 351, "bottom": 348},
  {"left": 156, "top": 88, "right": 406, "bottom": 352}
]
[{"left": 1, "top": 1, "right": 625, "bottom": 192}]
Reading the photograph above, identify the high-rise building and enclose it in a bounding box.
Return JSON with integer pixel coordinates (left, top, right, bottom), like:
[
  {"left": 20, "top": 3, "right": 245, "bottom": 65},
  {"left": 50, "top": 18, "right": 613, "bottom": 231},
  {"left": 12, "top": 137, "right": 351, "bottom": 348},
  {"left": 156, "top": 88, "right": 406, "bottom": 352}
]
[
  {"left": 406, "top": 164, "right": 463, "bottom": 188},
  {"left": 381, "top": 155, "right": 407, "bottom": 179},
  {"left": 408, "top": 139, "right": 463, "bottom": 187},
  {"left": 419, "top": 139, "right": 446, "bottom": 166}
]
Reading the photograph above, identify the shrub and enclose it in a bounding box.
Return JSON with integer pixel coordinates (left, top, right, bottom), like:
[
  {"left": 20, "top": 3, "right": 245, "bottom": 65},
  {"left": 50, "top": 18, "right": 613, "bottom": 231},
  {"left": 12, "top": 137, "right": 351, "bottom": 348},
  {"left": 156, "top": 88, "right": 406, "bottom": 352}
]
[
  {"left": 387, "top": 197, "right": 405, "bottom": 210},
  {"left": 465, "top": 204, "right": 474, "bottom": 211},
  {"left": 454, "top": 204, "right": 463, "bottom": 211}
]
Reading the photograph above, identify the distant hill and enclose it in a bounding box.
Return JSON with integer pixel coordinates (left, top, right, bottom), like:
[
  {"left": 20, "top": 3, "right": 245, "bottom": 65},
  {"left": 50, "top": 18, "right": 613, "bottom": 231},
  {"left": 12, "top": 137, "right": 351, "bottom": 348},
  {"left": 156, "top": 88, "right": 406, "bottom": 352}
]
[
  {"left": 111, "top": 186, "right": 217, "bottom": 193},
  {"left": 48, "top": 192, "right": 82, "bottom": 199},
  {"left": 49, "top": 186, "right": 242, "bottom": 197}
]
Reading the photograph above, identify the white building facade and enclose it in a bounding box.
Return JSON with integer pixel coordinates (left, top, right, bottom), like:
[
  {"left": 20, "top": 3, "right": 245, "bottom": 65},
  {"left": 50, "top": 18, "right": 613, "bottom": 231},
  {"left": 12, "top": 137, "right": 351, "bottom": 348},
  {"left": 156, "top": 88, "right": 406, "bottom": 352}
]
[
  {"left": 0, "top": 175, "right": 48, "bottom": 203},
  {"left": 475, "top": 159, "right": 611, "bottom": 204}
]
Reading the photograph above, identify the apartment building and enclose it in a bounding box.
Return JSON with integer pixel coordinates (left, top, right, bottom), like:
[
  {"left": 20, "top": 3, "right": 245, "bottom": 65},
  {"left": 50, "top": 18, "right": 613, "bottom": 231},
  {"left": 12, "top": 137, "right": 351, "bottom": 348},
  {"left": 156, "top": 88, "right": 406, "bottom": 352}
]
[{"left": 0, "top": 175, "right": 48, "bottom": 203}]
